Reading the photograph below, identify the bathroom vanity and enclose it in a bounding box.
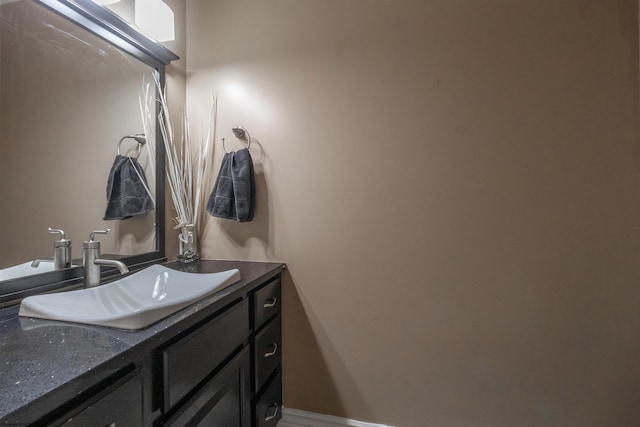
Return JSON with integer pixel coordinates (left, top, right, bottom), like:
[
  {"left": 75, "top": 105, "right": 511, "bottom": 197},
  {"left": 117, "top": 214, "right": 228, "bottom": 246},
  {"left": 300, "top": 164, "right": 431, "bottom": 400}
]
[{"left": 0, "top": 260, "right": 284, "bottom": 427}]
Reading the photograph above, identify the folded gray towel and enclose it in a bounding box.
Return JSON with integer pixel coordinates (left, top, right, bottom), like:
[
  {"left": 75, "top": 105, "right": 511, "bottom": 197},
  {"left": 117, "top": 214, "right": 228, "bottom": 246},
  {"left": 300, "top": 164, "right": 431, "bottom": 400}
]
[
  {"left": 103, "top": 154, "right": 154, "bottom": 220},
  {"left": 206, "top": 148, "right": 255, "bottom": 222}
]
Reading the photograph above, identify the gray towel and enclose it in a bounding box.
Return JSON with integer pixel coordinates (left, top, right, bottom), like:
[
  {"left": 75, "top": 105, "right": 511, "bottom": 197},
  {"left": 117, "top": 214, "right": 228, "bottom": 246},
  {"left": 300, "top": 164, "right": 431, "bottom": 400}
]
[
  {"left": 206, "top": 148, "right": 255, "bottom": 222},
  {"left": 103, "top": 154, "right": 154, "bottom": 220}
]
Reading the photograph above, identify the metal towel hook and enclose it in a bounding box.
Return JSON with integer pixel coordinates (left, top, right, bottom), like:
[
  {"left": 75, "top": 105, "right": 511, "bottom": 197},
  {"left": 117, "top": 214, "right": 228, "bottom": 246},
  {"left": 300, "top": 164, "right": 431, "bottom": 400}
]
[
  {"left": 222, "top": 126, "right": 251, "bottom": 153},
  {"left": 117, "top": 134, "right": 146, "bottom": 158}
]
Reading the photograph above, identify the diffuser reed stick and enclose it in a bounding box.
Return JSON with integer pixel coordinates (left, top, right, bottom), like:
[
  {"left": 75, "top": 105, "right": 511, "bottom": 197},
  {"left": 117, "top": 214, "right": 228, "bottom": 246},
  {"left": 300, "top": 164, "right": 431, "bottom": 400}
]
[{"left": 139, "top": 74, "right": 218, "bottom": 259}]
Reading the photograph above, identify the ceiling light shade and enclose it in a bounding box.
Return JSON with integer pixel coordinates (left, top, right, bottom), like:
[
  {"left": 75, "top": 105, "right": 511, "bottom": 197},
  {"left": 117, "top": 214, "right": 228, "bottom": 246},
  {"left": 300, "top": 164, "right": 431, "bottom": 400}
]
[{"left": 135, "top": 0, "right": 175, "bottom": 42}]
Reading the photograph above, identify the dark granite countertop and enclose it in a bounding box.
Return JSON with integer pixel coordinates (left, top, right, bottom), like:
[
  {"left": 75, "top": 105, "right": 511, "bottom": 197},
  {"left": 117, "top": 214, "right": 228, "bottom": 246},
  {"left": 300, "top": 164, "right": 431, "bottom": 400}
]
[{"left": 0, "top": 259, "right": 284, "bottom": 422}]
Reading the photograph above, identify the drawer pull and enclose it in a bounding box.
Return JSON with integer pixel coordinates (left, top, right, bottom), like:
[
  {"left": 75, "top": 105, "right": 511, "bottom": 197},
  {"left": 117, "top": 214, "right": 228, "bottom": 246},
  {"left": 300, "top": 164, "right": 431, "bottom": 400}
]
[
  {"left": 263, "top": 297, "right": 277, "bottom": 308},
  {"left": 264, "top": 343, "right": 278, "bottom": 357},
  {"left": 264, "top": 403, "right": 279, "bottom": 421}
]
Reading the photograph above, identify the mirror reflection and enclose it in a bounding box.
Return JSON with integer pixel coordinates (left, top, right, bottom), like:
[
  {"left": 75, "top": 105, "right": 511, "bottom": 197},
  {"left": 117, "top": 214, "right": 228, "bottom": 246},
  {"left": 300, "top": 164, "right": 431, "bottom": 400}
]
[{"left": 0, "top": 0, "right": 158, "bottom": 282}]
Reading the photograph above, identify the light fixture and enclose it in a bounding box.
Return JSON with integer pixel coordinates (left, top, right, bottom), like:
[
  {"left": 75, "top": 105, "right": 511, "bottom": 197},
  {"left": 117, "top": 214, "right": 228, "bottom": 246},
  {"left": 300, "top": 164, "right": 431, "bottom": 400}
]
[
  {"left": 135, "top": 0, "right": 175, "bottom": 42},
  {"left": 92, "top": 0, "right": 121, "bottom": 5}
]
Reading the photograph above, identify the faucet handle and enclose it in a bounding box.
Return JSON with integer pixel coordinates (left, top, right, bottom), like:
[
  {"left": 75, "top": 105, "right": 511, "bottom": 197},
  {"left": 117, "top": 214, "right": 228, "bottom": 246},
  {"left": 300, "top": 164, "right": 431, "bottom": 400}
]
[
  {"left": 48, "top": 228, "right": 66, "bottom": 240},
  {"left": 89, "top": 229, "right": 111, "bottom": 242},
  {"left": 48, "top": 228, "right": 71, "bottom": 248}
]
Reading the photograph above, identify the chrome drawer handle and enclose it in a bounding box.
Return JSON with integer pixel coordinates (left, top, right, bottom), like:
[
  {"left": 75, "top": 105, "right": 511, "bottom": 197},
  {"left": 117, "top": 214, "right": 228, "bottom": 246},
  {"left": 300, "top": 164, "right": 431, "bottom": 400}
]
[
  {"left": 263, "top": 297, "right": 277, "bottom": 308},
  {"left": 264, "top": 343, "right": 278, "bottom": 357},
  {"left": 264, "top": 403, "right": 279, "bottom": 421}
]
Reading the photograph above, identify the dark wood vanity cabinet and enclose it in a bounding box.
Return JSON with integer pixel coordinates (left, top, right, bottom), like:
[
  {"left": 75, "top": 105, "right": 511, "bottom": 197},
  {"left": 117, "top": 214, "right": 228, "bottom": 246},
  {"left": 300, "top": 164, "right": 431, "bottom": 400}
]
[
  {"left": 2, "top": 262, "right": 284, "bottom": 427},
  {"left": 153, "top": 274, "right": 283, "bottom": 427}
]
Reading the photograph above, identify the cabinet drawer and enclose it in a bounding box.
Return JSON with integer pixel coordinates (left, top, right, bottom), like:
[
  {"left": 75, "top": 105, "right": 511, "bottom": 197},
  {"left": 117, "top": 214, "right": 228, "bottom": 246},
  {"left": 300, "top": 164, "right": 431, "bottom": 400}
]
[
  {"left": 253, "top": 315, "right": 281, "bottom": 392},
  {"left": 254, "top": 372, "right": 282, "bottom": 427},
  {"left": 57, "top": 369, "right": 142, "bottom": 426},
  {"left": 251, "top": 278, "right": 281, "bottom": 330},
  {"left": 162, "top": 299, "right": 249, "bottom": 412}
]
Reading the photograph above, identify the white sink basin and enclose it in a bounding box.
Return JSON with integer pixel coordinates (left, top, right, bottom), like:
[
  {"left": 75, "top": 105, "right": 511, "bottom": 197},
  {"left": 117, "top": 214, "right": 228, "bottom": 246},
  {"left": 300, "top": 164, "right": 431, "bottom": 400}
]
[
  {"left": 19, "top": 264, "right": 241, "bottom": 330},
  {"left": 0, "top": 261, "right": 56, "bottom": 281}
]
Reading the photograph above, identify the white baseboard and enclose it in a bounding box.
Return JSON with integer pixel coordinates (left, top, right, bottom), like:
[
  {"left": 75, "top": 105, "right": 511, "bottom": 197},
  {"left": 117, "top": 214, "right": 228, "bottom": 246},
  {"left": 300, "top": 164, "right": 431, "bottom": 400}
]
[{"left": 278, "top": 407, "right": 395, "bottom": 427}]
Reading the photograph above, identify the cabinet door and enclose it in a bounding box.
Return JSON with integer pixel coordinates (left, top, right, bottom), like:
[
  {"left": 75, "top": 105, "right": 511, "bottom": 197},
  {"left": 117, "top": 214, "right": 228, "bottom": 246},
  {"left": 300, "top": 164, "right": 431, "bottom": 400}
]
[
  {"left": 165, "top": 347, "right": 251, "bottom": 427},
  {"left": 57, "top": 370, "right": 142, "bottom": 427}
]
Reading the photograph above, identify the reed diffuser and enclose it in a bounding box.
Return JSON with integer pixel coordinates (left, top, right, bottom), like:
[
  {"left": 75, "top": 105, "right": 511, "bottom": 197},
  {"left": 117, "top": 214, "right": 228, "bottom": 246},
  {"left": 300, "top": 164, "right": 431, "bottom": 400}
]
[{"left": 139, "top": 74, "right": 217, "bottom": 263}]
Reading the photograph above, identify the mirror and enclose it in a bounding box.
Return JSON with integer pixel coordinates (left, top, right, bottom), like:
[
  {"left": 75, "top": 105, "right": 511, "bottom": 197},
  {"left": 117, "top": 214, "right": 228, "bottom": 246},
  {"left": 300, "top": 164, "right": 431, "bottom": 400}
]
[{"left": 0, "top": 0, "right": 177, "bottom": 304}]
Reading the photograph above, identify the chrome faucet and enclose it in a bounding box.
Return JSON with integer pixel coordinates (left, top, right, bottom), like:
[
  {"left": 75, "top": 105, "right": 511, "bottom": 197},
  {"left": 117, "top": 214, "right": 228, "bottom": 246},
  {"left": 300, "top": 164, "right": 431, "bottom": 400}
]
[
  {"left": 83, "top": 229, "right": 129, "bottom": 287},
  {"left": 31, "top": 228, "right": 72, "bottom": 270}
]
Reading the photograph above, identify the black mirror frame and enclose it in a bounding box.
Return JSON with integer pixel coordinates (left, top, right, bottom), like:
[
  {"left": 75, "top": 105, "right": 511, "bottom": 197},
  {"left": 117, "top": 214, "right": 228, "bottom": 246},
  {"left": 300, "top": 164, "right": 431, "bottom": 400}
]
[{"left": 0, "top": 0, "right": 178, "bottom": 306}]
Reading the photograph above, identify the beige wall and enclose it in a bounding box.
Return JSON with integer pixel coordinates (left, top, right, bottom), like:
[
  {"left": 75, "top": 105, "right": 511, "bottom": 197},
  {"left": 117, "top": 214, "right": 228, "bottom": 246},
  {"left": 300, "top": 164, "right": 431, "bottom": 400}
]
[{"left": 187, "top": 1, "right": 640, "bottom": 426}]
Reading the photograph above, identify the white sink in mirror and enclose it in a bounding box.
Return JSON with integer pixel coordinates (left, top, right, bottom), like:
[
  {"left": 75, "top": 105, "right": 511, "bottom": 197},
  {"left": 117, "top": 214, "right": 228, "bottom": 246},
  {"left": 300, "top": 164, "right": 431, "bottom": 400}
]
[
  {"left": 0, "top": 261, "right": 59, "bottom": 281},
  {"left": 18, "top": 264, "right": 241, "bottom": 330}
]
